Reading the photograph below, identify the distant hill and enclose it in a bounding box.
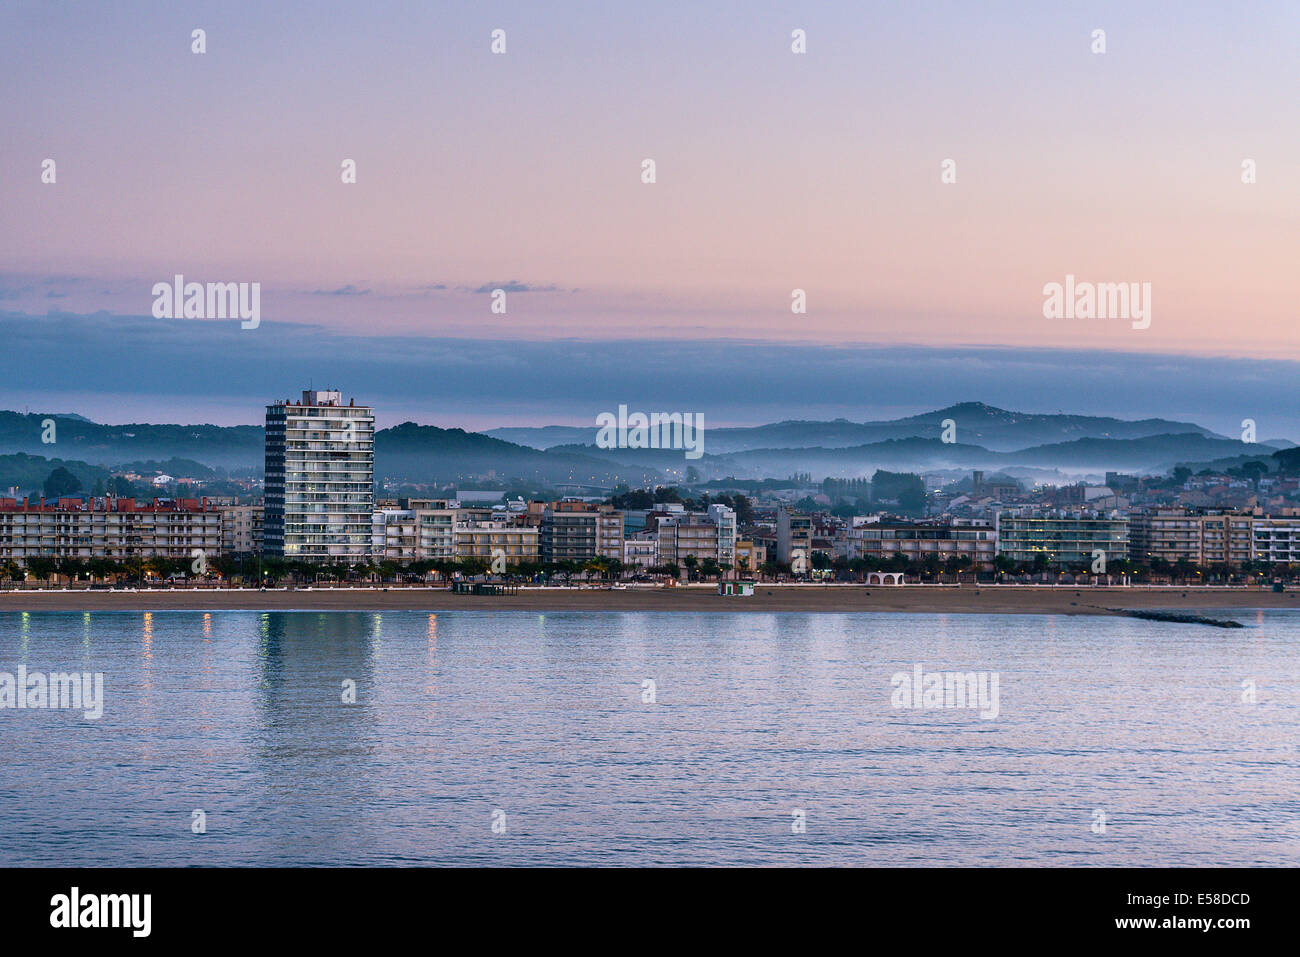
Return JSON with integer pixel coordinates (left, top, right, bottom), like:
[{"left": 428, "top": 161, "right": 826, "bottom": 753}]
[
  {"left": 0, "top": 404, "right": 1284, "bottom": 486},
  {"left": 114, "top": 458, "right": 223, "bottom": 478},
  {"left": 487, "top": 402, "right": 1226, "bottom": 453},
  {"left": 0, "top": 412, "right": 666, "bottom": 486},
  {"left": 0, "top": 412, "right": 263, "bottom": 470},
  {"left": 880, "top": 402, "right": 1226, "bottom": 451},
  {"left": 375, "top": 423, "right": 662, "bottom": 487},
  {"left": 1003, "top": 433, "right": 1285, "bottom": 472},
  {"left": 483, "top": 425, "right": 598, "bottom": 450},
  {"left": 0, "top": 453, "right": 111, "bottom": 497},
  {"left": 554, "top": 431, "right": 1288, "bottom": 481}
]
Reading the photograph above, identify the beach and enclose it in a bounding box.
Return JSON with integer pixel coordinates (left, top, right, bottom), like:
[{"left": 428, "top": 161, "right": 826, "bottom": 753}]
[{"left": 0, "top": 584, "right": 1293, "bottom": 614}]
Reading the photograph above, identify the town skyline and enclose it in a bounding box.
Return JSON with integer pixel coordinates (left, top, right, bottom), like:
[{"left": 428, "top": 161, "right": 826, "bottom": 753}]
[{"left": 6, "top": 0, "right": 1298, "bottom": 898}]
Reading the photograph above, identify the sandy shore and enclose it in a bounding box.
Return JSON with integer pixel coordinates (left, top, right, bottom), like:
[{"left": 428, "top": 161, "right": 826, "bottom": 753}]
[{"left": 0, "top": 585, "right": 1295, "bottom": 615}]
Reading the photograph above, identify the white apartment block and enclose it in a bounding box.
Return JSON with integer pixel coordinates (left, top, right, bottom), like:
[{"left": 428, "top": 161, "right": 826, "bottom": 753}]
[
  {"left": 371, "top": 503, "right": 538, "bottom": 565},
  {"left": 264, "top": 390, "right": 374, "bottom": 561},
  {"left": 708, "top": 504, "right": 737, "bottom": 569},
  {"left": 623, "top": 531, "right": 658, "bottom": 570},
  {"left": 1252, "top": 519, "right": 1300, "bottom": 565},
  {"left": 371, "top": 508, "right": 421, "bottom": 563}
]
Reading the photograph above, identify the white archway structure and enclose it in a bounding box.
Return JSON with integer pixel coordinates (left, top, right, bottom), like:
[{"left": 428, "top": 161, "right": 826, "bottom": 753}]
[{"left": 866, "top": 572, "right": 905, "bottom": 585}]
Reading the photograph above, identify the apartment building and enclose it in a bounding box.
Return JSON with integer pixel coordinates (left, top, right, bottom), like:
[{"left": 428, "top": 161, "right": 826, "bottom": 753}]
[
  {"left": 218, "top": 505, "right": 263, "bottom": 556},
  {"left": 1251, "top": 518, "right": 1300, "bottom": 566},
  {"left": 708, "top": 503, "right": 737, "bottom": 569},
  {"left": 595, "top": 506, "right": 625, "bottom": 562},
  {"left": 539, "top": 501, "right": 624, "bottom": 563},
  {"left": 634, "top": 506, "right": 721, "bottom": 567},
  {"left": 752, "top": 531, "right": 778, "bottom": 565},
  {"left": 413, "top": 503, "right": 458, "bottom": 561},
  {"left": 733, "top": 539, "right": 766, "bottom": 575},
  {"left": 0, "top": 497, "right": 221, "bottom": 566},
  {"left": 836, "top": 519, "right": 997, "bottom": 568},
  {"left": 1128, "top": 509, "right": 1208, "bottom": 564},
  {"left": 1199, "top": 512, "right": 1255, "bottom": 566},
  {"left": 371, "top": 509, "right": 420, "bottom": 563},
  {"left": 454, "top": 516, "right": 540, "bottom": 565},
  {"left": 996, "top": 514, "right": 1129, "bottom": 566},
  {"left": 540, "top": 500, "right": 595, "bottom": 562},
  {"left": 1128, "top": 509, "right": 1259, "bottom": 567},
  {"left": 264, "top": 390, "right": 374, "bottom": 561},
  {"left": 623, "top": 531, "right": 658, "bottom": 570},
  {"left": 776, "top": 508, "right": 812, "bottom": 564},
  {"left": 371, "top": 500, "right": 459, "bottom": 563},
  {"left": 653, "top": 512, "right": 719, "bottom": 566}
]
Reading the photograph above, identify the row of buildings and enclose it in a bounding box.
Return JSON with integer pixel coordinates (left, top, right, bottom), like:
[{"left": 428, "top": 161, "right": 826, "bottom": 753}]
[
  {"left": 371, "top": 499, "right": 740, "bottom": 569},
  {"left": 5, "top": 492, "right": 1300, "bottom": 573},
  {"left": 0, "top": 495, "right": 740, "bottom": 571},
  {"left": 3, "top": 391, "right": 1298, "bottom": 573},
  {"left": 776, "top": 508, "right": 1300, "bottom": 569}
]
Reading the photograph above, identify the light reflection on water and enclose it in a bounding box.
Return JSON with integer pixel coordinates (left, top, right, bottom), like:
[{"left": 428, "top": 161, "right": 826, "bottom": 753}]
[{"left": 0, "top": 609, "right": 1297, "bottom": 867}]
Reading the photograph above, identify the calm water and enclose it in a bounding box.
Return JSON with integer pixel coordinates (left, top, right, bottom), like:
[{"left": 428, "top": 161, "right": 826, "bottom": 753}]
[{"left": 1, "top": 609, "right": 1297, "bottom": 866}]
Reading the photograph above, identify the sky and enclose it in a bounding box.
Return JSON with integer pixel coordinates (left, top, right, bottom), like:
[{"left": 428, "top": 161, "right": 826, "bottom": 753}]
[{"left": 1, "top": 1, "right": 1297, "bottom": 429}]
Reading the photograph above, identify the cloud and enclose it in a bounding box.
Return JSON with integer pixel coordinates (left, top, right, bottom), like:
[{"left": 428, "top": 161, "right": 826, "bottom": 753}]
[
  {"left": 471, "top": 280, "right": 560, "bottom": 294},
  {"left": 0, "top": 275, "right": 89, "bottom": 301},
  {"left": 311, "top": 284, "right": 371, "bottom": 296},
  {"left": 0, "top": 309, "right": 1296, "bottom": 438}
]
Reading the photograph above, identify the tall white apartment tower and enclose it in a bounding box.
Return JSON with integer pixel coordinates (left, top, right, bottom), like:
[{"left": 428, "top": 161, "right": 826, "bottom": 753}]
[
  {"left": 708, "top": 503, "right": 737, "bottom": 569},
  {"left": 264, "top": 390, "right": 374, "bottom": 561}
]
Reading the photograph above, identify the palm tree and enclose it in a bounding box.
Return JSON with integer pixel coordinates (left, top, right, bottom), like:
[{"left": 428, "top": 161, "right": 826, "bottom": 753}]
[{"left": 556, "top": 560, "right": 577, "bottom": 585}]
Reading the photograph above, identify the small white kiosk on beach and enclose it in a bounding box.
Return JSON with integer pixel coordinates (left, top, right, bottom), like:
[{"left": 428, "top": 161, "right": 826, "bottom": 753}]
[{"left": 718, "top": 581, "right": 755, "bottom": 596}]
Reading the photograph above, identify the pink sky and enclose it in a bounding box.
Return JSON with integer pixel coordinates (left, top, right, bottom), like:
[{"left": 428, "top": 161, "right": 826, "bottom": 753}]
[{"left": 2, "top": 1, "right": 1297, "bottom": 357}]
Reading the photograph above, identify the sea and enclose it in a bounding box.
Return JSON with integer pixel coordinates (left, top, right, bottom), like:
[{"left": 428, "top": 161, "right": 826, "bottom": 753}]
[{"left": 1, "top": 609, "right": 1296, "bottom": 866}]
